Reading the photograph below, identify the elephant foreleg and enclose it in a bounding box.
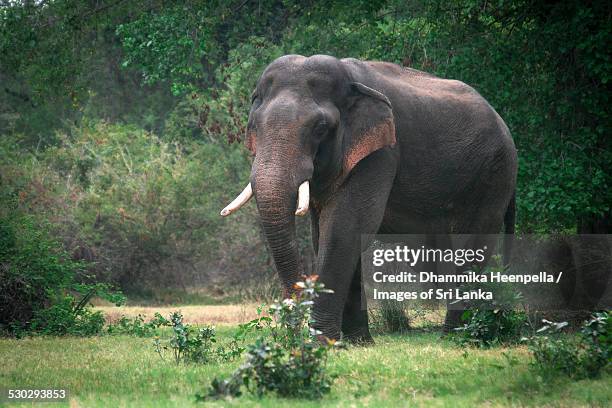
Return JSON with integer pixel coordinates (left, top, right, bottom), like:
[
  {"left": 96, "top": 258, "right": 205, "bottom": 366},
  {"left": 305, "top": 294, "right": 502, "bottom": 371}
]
[
  {"left": 341, "top": 259, "right": 373, "bottom": 344},
  {"left": 312, "top": 149, "right": 396, "bottom": 341}
]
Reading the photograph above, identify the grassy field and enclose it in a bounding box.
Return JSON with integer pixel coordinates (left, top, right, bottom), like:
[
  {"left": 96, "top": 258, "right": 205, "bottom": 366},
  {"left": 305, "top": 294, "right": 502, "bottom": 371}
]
[{"left": 1, "top": 306, "right": 610, "bottom": 407}]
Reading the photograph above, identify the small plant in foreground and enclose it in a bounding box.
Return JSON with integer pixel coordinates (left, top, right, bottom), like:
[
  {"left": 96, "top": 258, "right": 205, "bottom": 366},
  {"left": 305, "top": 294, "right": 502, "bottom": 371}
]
[
  {"left": 200, "top": 275, "right": 338, "bottom": 400},
  {"left": 525, "top": 311, "right": 610, "bottom": 379},
  {"left": 153, "top": 311, "right": 256, "bottom": 364},
  {"left": 154, "top": 312, "right": 216, "bottom": 364}
]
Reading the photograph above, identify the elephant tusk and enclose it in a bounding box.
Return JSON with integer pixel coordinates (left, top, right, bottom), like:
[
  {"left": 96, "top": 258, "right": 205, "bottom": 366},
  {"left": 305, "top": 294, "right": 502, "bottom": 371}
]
[
  {"left": 220, "top": 183, "right": 253, "bottom": 216},
  {"left": 295, "top": 180, "right": 310, "bottom": 216}
]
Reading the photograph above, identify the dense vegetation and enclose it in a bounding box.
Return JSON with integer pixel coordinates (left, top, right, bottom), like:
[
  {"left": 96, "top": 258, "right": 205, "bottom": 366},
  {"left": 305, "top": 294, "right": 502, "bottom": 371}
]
[
  {"left": 1, "top": 0, "right": 610, "bottom": 296},
  {"left": 0, "top": 210, "right": 123, "bottom": 335}
]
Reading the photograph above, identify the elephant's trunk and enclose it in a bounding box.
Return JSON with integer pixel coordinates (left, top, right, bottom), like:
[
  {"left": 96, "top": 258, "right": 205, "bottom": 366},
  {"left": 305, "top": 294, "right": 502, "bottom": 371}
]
[
  {"left": 251, "top": 148, "right": 313, "bottom": 297},
  {"left": 254, "top": 174, "right": 300, "bottom": 296}
]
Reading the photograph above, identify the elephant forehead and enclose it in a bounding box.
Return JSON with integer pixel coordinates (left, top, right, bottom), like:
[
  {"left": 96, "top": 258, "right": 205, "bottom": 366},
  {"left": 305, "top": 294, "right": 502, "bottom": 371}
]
[
  {"left": 261, "top": 55, "right": 346, "bottom": 90},
  {"left": 261, "top": 56, "right": 306, "bottom": 83},
  {"left": 261, "top": 108, "right": 308, "bottom": 129},
  {"left": 303, "top": 55, "right": 346, "bottom": 76}
]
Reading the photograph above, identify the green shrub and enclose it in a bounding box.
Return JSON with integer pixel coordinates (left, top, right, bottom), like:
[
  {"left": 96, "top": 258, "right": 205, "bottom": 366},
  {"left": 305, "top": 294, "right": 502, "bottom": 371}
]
[
  {"left": 202, "top": 276, "right": 337, "bottom": 400},
  {"left": 527, "top": 312, "right": 610, "bottom": 379},
  {"left": 106, "top": 313, "right": 169, "bottom": 337},
  {"left": 152, "top": 311, "right": 252, "bottom": 364},
  {"left": 453, "top": 309, "right": 527, "bottom": 348},
  {"left": 29, "top": 294, "right": 105, "bottom": 337},
  {"left": 154, "top": 311, "right": 216, "bottom": 364},
  {"left": 0, "top": 214, "right": 124, "bottom": 336},
  {"left": 0, "top": 122, "right": 271, "bottom": 293},
  {"left": 580, "top": 311, "right": 610, "bottom": 369},
  {"left": 452, "top": 258, "right": 528, "bottom": 347}
]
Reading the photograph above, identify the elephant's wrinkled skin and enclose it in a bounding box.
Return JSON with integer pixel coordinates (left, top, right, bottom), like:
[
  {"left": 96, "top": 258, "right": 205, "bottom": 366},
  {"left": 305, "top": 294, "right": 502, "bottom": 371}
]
[{"left": 223, "top": 55, "right": 517, "bottom": 343}]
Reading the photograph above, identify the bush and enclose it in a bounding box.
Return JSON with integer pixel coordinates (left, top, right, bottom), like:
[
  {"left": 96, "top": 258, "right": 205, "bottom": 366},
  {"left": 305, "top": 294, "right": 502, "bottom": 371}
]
[
  {"left": 452, "top": 258, "right": 528, "bottom": 347},
  {"left": 152, "top": 311, "right": 252, "bottom": 364},
  {"left": 1, "top": 122, "right": 273, "bottom": 294},
  {"left": 29, "top": 294, "right": 106, "bottom": 337},
  {"left": 106, "top": 313, "right": 168, "bottom": 337},
  {"left": 1, "top": 115, "right": 293, "bottom": 301},
  {"left": 527, "top": 312, "right": 610, "bottom": 379},
  {"left": 202, "top": 276, "right": 337, "bottom": 400},
  {"left": 453, "top": 309, "right": 527, "bottom": 348},
  {"left": 580, "top": 311, "right": 610, "bottom": 367},
  {"left": 0, "top": 214, "right": 123, "bottom": 336},
  {"left": 155, "top": 312, "right": 218, "bottom": 364},
  {"left": 45, "top": 121, "right": 252, "bottom": 290}
]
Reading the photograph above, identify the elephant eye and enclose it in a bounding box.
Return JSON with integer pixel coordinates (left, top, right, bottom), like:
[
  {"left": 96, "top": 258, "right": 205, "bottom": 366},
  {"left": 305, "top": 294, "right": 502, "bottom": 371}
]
[
  {"left": 313, "top": 122, "right": 328, "bottom": 138},
  {"left": 251, "top": 95, "right": 262, "bottom": 111}
]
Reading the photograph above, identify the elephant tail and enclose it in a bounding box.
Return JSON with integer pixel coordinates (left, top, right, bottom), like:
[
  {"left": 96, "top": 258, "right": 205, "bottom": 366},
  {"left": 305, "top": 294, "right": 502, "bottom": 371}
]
[{"left": 503, "top": 191, "right": 516, "bottom": 267}]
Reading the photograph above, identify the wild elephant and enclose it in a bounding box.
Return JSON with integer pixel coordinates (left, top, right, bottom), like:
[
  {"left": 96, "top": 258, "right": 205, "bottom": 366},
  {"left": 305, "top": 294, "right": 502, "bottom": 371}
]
[{"left": 221, "top": 55, "right": 517, "bottom": 343}]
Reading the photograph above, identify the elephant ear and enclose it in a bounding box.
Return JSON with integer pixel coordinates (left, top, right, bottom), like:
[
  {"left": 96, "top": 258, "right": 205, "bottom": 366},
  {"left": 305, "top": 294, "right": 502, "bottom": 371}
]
[
  {"left": 340, "top": 82, "right": 396, "bottom": 181},
  {"left": 245, "top": 128, "right": 256, "bottom": 155}
]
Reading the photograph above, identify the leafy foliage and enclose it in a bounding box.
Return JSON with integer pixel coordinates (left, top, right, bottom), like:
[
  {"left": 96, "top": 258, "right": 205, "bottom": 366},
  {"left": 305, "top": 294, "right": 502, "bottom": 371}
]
[
  {"left": 0, "top": 123, "right": 267, "bottom": 293},
  {"left": 454, "top": 309, "right": 527, "bottom": 348},
  {"left": 202, "top": 276, "right": 337, "bottom": 400},
  {"left": 3, "top": 0, "right": 609, "bottom": 233},
  {"left": 154, "top": 312, "right": 217, "bottom": 364},
  {"left": 152, "top": 311, "right": 252, "bottom": 365},
  {"left": 526, "top": 311, "right": 611, "bottom": 379},
  {"left": 581, "top": 311, "right": 611, "bottom": 362},
  {"left": 0, "top": 213, "right": 123, "bottom": 336},
  {"left": 106, "top": 313, "right": 169, "bottom": 337},
  {"left": 452, "top": 257, "right": 528, "bottom": 347},
  {"left": 1, "top": 0, "right": 610, "bottom": 300}
]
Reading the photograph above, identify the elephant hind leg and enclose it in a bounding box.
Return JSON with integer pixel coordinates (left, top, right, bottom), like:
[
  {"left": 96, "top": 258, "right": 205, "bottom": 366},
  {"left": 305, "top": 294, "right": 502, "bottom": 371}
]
[
  {"left": 341, "top": 260, "right": 374, "bottom": 345},
  {"left": 443, "top": 309, "right": 464, "bottom": 333},
  {"left": 441, "top": 233, "right": 500, "bottom": 333}
]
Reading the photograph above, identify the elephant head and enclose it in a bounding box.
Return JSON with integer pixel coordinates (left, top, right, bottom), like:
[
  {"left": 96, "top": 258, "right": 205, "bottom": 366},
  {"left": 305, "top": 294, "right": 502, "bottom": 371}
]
[{"left": 221, "top": 55, "right": 396, "bottom": 296}]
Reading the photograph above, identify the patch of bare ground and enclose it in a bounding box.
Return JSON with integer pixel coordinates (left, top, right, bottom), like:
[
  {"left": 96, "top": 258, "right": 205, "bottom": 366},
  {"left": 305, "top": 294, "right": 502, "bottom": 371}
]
[{"left": 96, "top": 304, "right": 262, "bottom": 325}]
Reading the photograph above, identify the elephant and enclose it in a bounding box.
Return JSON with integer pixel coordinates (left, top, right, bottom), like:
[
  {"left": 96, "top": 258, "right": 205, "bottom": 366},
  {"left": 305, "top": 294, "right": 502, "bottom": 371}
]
[{"left": 221, "top": 54, "right": 517, "bottom": 343}]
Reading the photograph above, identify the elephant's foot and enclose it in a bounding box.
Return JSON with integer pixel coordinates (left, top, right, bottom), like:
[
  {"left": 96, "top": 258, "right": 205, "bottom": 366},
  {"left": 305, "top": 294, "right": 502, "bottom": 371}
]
[
  {"left": 312, "top": 308, "right": 343, "bottom": 342},
  {"left": 342, "top": 326, "right": 375, "bottom": 346},
  {"left": 442, "top": 309, "right": 465, "bottom": 334},
  {"left": 344, "top": 332, "right": 375, "bottom": 346},
  {"left": 315, "top": 331, "right": 341, "bottom": 346}
]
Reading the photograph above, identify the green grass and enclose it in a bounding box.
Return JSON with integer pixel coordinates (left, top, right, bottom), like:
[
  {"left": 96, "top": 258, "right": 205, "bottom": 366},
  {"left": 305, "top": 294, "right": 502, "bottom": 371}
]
[{"left": 1, "top": 328, "right": 610, "bottom": 407}]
